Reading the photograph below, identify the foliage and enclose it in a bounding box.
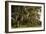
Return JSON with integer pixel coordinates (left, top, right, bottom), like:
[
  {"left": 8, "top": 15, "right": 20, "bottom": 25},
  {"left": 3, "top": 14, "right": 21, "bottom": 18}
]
[{"left": 11, "top": 5, "right": 41, "bottom": 28}]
